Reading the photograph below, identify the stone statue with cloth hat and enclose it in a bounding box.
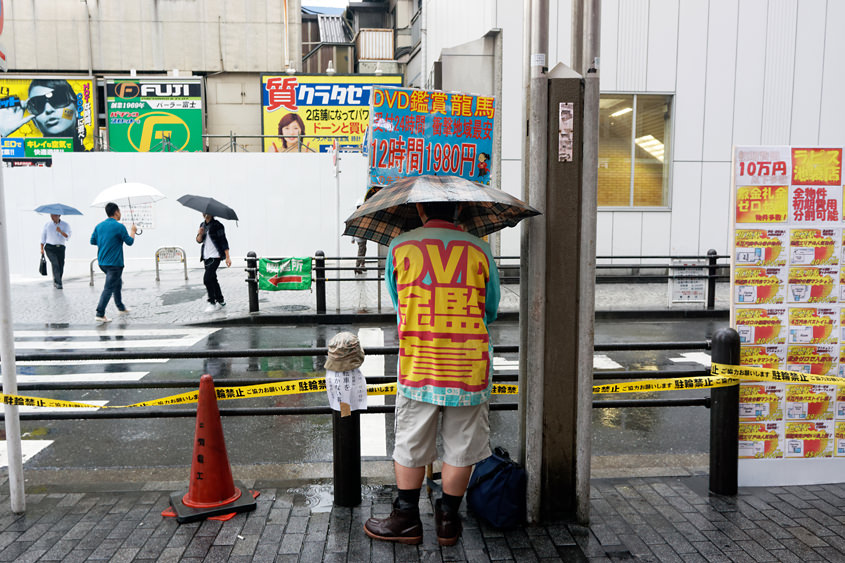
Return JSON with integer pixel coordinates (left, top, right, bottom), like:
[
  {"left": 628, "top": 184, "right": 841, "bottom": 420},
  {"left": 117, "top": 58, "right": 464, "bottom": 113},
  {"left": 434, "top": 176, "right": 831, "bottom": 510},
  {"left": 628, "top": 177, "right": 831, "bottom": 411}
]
[{"left": 324, "top": 332, "right": 367, "bottom": 417}]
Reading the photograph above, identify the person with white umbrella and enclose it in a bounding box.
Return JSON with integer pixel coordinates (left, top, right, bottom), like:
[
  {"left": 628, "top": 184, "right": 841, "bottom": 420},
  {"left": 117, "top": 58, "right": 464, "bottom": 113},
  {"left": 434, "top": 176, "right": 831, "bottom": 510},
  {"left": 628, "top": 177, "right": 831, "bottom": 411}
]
[{"left": 90, "top": 202, "right": 136, "bottom": 323}]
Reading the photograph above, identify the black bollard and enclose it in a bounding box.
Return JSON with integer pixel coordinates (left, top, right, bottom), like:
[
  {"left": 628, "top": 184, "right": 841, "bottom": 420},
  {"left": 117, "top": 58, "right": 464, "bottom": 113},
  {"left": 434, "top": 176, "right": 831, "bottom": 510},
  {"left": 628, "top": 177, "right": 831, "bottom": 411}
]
[
  {"left": 706, "top": 249, "right": 718, "bottom": 310},
  {"left": 315, "top": 250, "right": 326, "bottom": 314},
  {"left": 246, "top": 251, "right": 259, "bottom": 313},
  {"left": 332, "top": 410, "right": 362, "bottom": 506},
  {"left": 709, "top": 327, "right": 740, "bottom": 495}
]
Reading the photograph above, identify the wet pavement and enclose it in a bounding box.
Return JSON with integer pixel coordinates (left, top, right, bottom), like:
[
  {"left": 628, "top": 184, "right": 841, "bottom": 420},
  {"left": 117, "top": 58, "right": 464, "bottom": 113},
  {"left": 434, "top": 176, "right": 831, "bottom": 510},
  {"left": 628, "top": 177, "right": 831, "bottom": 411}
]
[
  {"left": 10, "top": 269, "right": 843, "bottom": 561},
  {"left": 8, "top": 264, "right": 731, "bottom": 327},
  {"left": 2, "top": 475, "right": 845, "bottom": 562}
]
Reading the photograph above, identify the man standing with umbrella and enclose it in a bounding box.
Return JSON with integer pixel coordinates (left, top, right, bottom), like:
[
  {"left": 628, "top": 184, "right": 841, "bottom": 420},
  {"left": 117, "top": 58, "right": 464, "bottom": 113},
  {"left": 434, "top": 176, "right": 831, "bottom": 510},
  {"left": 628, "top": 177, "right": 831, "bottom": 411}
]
[
  {"left": 363, "top": 199, "right": 501, "bottom": 547},
  {"left": 90, "top": 202, "right": 136, "bottom": 323},
  {"left": 40, "top": 214, "right": 71, "bottom": 289},
  {"left": 346, "top": 176, "right": 536, "bottom": 545}
]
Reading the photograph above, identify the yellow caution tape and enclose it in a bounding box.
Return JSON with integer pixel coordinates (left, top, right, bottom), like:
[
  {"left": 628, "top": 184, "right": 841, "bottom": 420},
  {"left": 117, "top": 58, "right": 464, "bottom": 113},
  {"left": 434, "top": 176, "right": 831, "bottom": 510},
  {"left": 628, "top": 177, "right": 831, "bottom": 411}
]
[
  {"left": 1, "top": 376, "right": 519, "bottom": 409},
  {"left": 11, "top": 363, "right": 836, "bottom": 409},
  {"left": 593, "top": 375, "right": 739, "bottom": 394},
  {"left": 711, "top": 363, "right": 845, "bottom": 386}
]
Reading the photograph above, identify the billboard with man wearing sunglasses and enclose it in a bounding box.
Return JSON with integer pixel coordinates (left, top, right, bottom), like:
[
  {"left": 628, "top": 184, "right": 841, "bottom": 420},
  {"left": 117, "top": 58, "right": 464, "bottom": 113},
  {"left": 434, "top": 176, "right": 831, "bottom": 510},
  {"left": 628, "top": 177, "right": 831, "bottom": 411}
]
[{"left": 0, "top": 75, "right": 95, "bottom": 164}]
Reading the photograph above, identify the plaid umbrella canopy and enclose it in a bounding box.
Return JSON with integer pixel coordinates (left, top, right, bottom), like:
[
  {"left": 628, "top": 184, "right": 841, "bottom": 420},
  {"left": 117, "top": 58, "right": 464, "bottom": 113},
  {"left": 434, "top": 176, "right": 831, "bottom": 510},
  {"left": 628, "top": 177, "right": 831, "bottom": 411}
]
[{"left": 343, "top": 175, "right": 540, "bottom": 246}]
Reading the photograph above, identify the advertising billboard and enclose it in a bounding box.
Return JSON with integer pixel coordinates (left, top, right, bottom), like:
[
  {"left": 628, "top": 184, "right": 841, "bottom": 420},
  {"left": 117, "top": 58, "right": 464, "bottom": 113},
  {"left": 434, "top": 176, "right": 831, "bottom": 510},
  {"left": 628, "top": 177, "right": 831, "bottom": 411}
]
[
  {"left": 366, "top": 86, "right": 496, "bottom": 189},
  {"left": 732, "top": 145, "right": 845, "bottom": 485},
  {"left": 260, "top": 74, "right": 403, "bottom": 154},
  {"left": 105, "top": 77, "right": 204, "bottom": 152},
  {"left": 0, "top": 75, "right": 95, "bottom": 165}
]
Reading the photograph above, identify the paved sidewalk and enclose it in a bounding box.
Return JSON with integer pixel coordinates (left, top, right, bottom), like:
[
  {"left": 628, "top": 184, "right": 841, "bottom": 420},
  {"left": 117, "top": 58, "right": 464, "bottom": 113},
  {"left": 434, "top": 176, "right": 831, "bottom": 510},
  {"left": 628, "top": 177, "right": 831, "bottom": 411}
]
[
  {"left": 9, "top": 265, "right": 730, "bottom": 326},
  {"left": 0, "top": 475, "right": 843, "bottom": 562}
]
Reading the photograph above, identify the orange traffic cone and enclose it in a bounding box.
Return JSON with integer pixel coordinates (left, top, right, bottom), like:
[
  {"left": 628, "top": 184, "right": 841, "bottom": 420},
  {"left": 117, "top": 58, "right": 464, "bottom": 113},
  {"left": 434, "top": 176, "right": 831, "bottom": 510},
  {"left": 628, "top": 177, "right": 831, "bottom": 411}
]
[{"left": 162, "top": 374, "right": 258, "bottom": 523}]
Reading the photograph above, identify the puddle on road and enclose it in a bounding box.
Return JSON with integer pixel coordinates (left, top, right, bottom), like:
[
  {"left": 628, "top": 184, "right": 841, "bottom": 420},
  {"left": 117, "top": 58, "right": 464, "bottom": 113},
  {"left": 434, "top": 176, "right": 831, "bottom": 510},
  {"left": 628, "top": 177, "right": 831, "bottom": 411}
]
[{"left": 159, "top": 286, "right": 206, "bottom": 306}]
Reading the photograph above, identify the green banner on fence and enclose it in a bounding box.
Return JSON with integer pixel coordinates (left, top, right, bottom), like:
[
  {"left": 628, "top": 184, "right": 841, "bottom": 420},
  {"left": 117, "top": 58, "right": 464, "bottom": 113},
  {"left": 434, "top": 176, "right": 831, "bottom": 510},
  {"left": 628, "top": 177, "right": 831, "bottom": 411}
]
[{"left": 258, "top": 258, "right": 312, "bottom": 291}]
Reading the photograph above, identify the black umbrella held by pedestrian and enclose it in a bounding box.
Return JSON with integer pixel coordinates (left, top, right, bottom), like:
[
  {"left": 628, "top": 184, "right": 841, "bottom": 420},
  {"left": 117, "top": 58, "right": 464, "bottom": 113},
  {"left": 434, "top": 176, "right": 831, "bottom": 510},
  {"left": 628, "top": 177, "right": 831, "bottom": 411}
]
[
  {"left": 177, "top": 195, "right": 239, "bottom": 221},
  {"left": 343, "top": 175, "right": 540, "bottom": 247}
]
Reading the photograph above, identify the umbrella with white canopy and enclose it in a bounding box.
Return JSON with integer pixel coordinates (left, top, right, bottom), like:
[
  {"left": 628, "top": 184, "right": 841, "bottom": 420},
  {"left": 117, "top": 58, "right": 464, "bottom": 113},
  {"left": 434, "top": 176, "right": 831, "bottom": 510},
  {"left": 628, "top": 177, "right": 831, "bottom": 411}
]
[{"left": 91, "top": 181, "right": 166, "bottom": 235}]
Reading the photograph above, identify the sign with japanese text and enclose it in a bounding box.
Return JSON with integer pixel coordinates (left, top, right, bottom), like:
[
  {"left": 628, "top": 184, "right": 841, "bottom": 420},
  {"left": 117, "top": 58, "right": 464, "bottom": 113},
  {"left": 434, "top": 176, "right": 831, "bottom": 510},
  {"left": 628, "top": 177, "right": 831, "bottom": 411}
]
[
  {"left": 732, "top": 145, "right": 845, "bottom": 485},
  {"left": 260, "top": 74, "right": 403, "bottom": 154},
  {"left": 258, "top": 258, "right": 312, "bottom": 291},
  {"left": 367, "top": 86, "right": 496, "bottom": 189},
  {"left": 0, "top": 75, "right": 95, "bottom": 165},
  {"left": 105, "top": 78, "right": 204, "bottom": 152}
]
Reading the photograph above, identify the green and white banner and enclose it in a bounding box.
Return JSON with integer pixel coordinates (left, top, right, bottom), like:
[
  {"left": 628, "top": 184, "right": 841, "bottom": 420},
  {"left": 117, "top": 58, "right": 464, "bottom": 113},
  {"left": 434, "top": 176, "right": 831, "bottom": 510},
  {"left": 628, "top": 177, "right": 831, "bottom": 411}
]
[
  {"left": 105, "top": 78, "right": 204, "bottom": 152},
  {"left": 258, "top": 258, "right": 312, "bottom": 291}
]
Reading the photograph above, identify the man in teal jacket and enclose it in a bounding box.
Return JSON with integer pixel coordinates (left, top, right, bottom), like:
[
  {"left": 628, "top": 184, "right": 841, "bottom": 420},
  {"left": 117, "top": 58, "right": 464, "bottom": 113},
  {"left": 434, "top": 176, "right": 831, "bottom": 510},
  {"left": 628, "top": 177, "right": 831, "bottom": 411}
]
[
  {"left": 364, "top": 201, "right": 500, "bottom": 546},
  {"left": 90, "top": 202, "right": 136, "bottom": 323}
]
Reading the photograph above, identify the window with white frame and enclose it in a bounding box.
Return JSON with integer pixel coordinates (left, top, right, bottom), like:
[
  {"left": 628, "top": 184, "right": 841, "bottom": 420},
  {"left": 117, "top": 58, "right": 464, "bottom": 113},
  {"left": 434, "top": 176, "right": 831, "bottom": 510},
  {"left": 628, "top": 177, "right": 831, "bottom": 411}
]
[{"left": 598, "top": 94, "right": 672, "bottom": 208}]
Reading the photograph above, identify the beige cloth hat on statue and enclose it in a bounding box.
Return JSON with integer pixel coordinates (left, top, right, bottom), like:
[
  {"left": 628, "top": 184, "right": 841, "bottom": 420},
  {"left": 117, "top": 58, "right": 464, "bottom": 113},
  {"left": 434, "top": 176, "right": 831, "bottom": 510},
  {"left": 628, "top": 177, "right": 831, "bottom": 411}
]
[{"left": 325, "top": 331, "right": 365, "bottom": 371}]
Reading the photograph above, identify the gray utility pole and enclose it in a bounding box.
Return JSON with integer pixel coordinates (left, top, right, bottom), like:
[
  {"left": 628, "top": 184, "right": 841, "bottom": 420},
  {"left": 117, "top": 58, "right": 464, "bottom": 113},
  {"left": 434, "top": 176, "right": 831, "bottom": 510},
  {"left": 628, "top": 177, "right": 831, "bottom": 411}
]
[
  {"left": 520, "top": 0, "right": 599, "bottom": 524},
  {"left": 0, "top": 169, "right": 25, "bottom": 514},
  {"left": 520, "top": 0, "right": 549, "bottom": 524}
]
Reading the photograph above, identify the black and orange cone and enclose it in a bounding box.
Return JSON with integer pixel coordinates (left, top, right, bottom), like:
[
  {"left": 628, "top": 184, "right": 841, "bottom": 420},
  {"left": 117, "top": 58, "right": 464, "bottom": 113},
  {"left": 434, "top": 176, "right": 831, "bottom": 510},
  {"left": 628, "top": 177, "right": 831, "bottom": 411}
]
[{"left": 162, "top": 374, "right": 258, "bottom": 523}]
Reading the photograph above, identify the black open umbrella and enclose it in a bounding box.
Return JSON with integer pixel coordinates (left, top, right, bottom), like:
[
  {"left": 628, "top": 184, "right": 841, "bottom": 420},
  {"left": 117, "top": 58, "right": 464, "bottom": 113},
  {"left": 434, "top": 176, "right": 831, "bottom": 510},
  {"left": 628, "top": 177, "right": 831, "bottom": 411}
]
[{"left": 177, "top": 195, "right": 239, "bottom": 220}]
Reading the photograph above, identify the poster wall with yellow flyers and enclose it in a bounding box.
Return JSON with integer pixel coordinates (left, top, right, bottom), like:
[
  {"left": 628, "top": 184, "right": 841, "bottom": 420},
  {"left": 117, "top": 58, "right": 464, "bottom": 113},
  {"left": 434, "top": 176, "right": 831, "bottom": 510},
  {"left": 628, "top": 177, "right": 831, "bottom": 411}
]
[{"left": 733, "top": 145, "right": 845, "bottom": 485}]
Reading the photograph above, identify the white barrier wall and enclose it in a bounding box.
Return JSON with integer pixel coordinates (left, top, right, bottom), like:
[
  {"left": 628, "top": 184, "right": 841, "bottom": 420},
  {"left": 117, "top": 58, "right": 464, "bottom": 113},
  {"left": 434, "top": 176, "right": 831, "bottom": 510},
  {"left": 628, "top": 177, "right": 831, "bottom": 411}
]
[
  {"left": 3, "top": 152, "right": 525, "bottom": 281},
  {"left": 4, "top": 152, "right": 366, "bottom": 281}
]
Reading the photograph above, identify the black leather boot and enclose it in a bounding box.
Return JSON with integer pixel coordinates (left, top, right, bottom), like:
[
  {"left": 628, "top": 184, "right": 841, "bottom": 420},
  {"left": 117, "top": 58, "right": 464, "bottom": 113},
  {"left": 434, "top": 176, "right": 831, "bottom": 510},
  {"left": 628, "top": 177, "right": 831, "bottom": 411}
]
[
  {"left": 364, "top": 498, "right": 423, "bottom": 545},
  {"left": 435, "top": 498, "right": 462, "bottom": 546}
]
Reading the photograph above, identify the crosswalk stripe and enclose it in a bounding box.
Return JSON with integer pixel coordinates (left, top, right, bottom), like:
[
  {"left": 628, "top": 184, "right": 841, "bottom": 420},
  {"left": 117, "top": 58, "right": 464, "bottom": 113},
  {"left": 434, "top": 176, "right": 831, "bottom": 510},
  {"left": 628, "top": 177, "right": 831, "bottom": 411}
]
[
  {"left": 14, "top": 336, "right": 214, "bottom": 350},
  {"left": 14, "top": 328, "right": 219, "bottom": 339},
  {"left": 16, "top": 359, "right": 166, "bottom": 366},
  {"left": 16, "top": 372, "right": 148, "bottom": 383},
  {"left": 670, "top": 352, "right": 712, "bottom": 367},
  {"left": 0, "top": 440, "right": 52, "bottom": 469}
]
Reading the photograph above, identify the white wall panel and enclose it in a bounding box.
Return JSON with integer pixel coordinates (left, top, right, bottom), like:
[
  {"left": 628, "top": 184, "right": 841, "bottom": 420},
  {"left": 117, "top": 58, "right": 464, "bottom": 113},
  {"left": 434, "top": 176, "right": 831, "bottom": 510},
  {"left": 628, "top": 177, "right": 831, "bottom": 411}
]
[
  {"left": 789, "top": 0, "right": 826, "bottom": 145},
  {"left": 646, "top": 0, "right": 679, "bottom": 92},
  {"left": 499, "top": 0, "right": 526, "bottom": 162},
  {"left": 731, "top": 0, "right": 767, "bottom": 146},
  {"left": 600, "top": 0, "right": 619, "bottom": 91},
  {"left": 640, "top": 212, "right": 672, "bottom": 257},
  {"left": 672, "top": 1, "right": 709, "bottom": 162},
  {"left": 596, "top": 213, "right": 614, "bottom": 257},
  {"left": 760, "top": 0, "right": 797, "bottom": 144},
  {"left": 616, "top": 0, "right": 649, "bottom": 91},
  {"left": 702, "top": 0, "right": 738, "bottom": 163},
  {"left": 3, "top": 153, "right": 371, "bottom": 280},
  {"left": 669, "top": 162, "right": 703, "bottom": 254},
  {"left": 819, "top": 1, "right": 845, "bottom": 145},
  {"left": 698, "top": 162, "right": 732, "bottom": 255},
  {"left": 611, "top": 213, "right": 644, "bottom": 257},
  {"left": 499, "top": 159, "right": 524, "bottom": 257},
  {"left": 549, "top": 0, "right": 573, "bottom": 67}
]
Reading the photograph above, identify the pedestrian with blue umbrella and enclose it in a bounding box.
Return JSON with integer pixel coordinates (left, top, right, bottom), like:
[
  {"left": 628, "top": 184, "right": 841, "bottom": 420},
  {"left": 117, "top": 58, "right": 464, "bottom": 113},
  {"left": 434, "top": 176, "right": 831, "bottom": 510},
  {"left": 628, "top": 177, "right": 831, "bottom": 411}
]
[{"left": 36, "top": 203, "right": 83, "bottom": 289}]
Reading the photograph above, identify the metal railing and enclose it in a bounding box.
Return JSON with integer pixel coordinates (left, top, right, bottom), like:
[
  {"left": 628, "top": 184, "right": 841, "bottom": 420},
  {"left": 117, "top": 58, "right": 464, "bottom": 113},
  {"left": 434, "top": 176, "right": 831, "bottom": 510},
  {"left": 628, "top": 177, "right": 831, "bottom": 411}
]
[
  {"left": 7, "top": 330, "right": 740, "bottom": 497},
  {"left": 244, "top": 249, "right": 730, "bottom": 313}
]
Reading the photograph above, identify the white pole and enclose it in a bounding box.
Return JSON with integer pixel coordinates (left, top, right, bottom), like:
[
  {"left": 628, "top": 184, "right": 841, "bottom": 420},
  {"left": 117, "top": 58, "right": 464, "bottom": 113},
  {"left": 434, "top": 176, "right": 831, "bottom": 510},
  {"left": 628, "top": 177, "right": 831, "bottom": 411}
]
[
  {"left": 335, "top": 149, "right": 341, "bottom": 313},
  {"left": 0, "top": 166, "right": 25, "bottom": 513}
]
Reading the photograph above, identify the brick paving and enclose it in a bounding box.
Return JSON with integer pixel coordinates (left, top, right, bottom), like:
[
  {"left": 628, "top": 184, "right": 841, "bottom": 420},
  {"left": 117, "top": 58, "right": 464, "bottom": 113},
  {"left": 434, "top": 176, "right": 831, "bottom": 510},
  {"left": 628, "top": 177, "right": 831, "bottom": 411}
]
[{"left": 0, "top": 476, "right": 842, "bottom": 561}]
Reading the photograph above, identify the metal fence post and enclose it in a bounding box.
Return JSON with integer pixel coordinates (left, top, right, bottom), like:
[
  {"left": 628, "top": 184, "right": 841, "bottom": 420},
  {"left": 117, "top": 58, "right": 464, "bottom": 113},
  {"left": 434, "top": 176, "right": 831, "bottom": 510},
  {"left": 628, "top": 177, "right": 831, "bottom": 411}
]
[
  {"left": 315, "top": 250, "right": 326, "bottom": 314},
  {"left": 332, "top": 410, "right": 362, "bottom": 506},
  {"left": 707, "top": 249, "right": 718, "bottom": 310},
  {"left": 709, "top": 327, "right": 740, "bottom": 496},
  {"left": 246, "top": 251, "right": 259, "bottom": 313}
]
